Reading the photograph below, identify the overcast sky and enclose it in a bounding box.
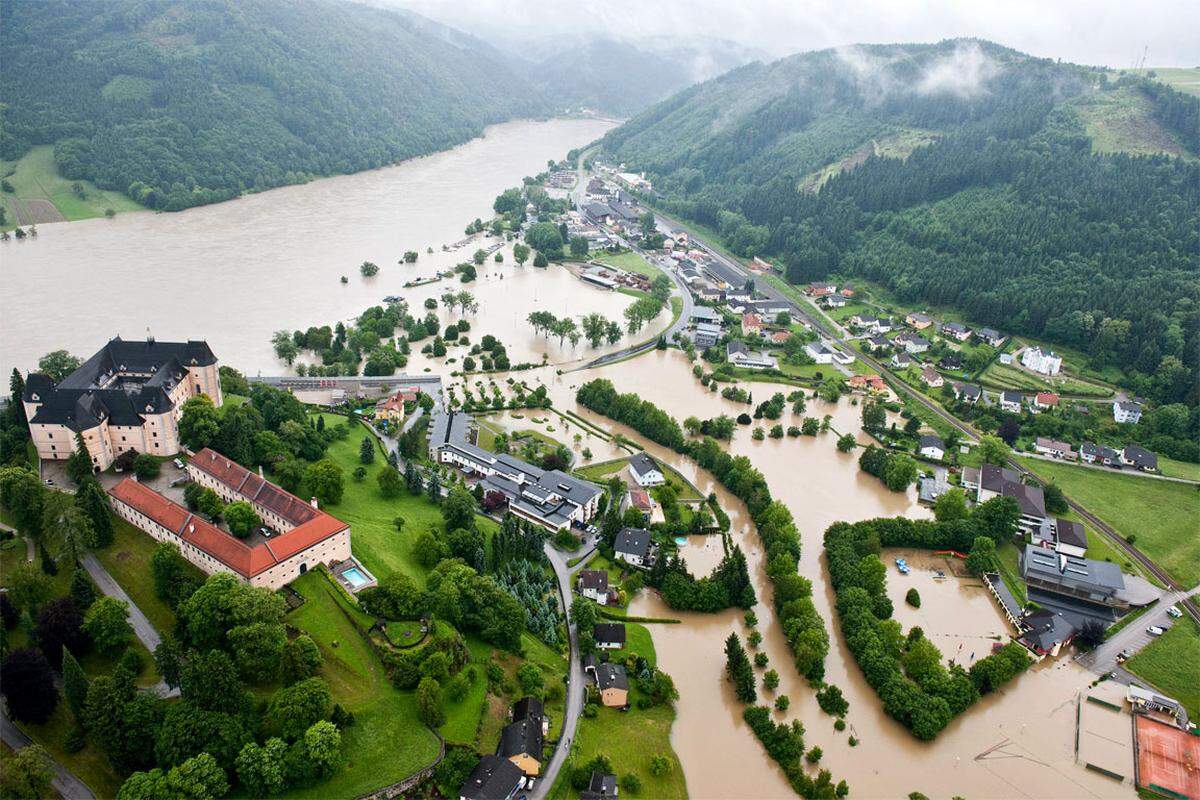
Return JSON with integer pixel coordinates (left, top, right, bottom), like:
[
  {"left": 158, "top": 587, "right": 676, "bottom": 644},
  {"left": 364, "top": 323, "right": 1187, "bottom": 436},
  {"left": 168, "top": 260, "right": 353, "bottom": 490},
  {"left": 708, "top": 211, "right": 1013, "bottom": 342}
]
[{"left": 399, "top": 0, "right": 1198, "bottom": 68}]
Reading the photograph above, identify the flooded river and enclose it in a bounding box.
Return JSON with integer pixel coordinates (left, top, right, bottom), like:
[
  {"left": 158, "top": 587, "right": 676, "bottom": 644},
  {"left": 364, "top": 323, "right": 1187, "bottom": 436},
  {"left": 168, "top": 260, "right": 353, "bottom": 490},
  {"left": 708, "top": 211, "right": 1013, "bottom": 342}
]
[
  {"left": 542, "top": 351, "right": 1131, "bottom": 800},
  {"left": 0, "top": 117, "right": 617, "bottom": 376}
]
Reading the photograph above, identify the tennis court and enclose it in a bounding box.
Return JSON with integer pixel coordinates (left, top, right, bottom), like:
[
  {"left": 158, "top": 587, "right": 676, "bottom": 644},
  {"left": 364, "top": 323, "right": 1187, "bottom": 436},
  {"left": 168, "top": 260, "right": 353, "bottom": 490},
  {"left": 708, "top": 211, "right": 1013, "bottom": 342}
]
[{"left": 1136, "top": 715, "right": 1200, "bottom": 799}]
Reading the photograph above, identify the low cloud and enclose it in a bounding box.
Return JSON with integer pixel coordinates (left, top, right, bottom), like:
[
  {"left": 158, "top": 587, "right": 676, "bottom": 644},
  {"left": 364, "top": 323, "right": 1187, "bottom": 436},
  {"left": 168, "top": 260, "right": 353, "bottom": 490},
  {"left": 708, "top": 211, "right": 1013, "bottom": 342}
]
[{"left": 917, "top": 41, "right": 1001, "bottom": 96}]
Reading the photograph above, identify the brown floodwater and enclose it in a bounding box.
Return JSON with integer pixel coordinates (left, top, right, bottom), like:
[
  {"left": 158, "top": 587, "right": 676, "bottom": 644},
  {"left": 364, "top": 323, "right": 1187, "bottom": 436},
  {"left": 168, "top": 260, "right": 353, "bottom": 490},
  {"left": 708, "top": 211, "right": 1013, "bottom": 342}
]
[
  {"left": 541, "top": 351, "right": 1132, "bottom": 800},
  {"left": 0, "top": 117, "right": 617, "bottom": 376}
]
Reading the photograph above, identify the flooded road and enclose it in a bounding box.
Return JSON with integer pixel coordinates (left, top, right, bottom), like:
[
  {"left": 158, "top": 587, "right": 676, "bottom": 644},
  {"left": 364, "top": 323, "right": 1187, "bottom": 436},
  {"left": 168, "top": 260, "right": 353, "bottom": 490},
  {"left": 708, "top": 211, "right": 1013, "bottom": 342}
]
[
  {"left": 0, "top": 117, "right": 617, "bottom": 376},
  {"left": 542, "top": 351, "right": 1131, "bottom": 799}
]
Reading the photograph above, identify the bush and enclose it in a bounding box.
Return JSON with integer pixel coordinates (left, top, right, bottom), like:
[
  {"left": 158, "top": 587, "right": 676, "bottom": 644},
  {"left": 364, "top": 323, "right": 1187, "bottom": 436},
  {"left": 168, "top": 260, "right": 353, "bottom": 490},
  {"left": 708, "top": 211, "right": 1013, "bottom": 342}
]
[{"left": 905, "top": 588, "right": 921, "bottom": 608}]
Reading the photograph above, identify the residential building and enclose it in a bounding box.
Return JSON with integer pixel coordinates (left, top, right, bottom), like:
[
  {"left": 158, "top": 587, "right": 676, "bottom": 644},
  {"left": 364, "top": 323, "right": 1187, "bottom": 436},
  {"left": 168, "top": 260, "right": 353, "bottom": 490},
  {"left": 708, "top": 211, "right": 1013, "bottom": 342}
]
[
  {"left": 806, "top": 282, "right": 836, "bottom": 296},
  {"left": 1121, "top": 445, "right": 1158, "bottom": 472},
  {"left": 23, "top": 337, "right": 222, "bottom": 472},
  {"left": 587, "top": 661, "right": 630, "bottom": 707},
  {"left": 871, "top": 318, "right": 894, "bottom": 334},
  {"left": 866, "top": 335, "right": 891, "bottom": 350},
  {"left": 976, "top": 328, "right": 1005, "bottom": 347},
  {"left": 822, "top": 294, "right": 848, "bottom": 308},
  {"left": 625, "top": 488, "right": 654, "bottom": 517},
  {"left": 1017, "top": 608, "right": 1078, "bottom": 659},
  {"left": 594, "top": 622, "right": 626, "bottom": 650},
  {"left": 848, "top": 374, "right": 886, "bottom": 394},
  {"left": 689, "top": 307, "right": 721, "bottom": 325},
  {"left": 937, "top": 354, "right": 963, "bottom": 371},
  {"left": 918, "top": 435, "right": 945, "bottom": 460},
  {"left": 919, "top": 366, "right": 943, "bottom": 388},
  {"left": 583, "top": 203, "right": 615, "bottom": 225},
  {"left": 805, "top": 342, "right": 834, "bottom": 364},
  {"left": 726, "top": 341, "right": 777, "bottom": 370},
  {"left": 497, "top": 703, "right": 545, "bottom": 777},
  {"left": 906, "top": 312, "right": 933, "bottom": 329},
  {"left": 952, "top": 383, "right": 982, "bottom": 404},
  {"left": 1021, "top": 347, "right": 1063, "bottom": 376},
  {"left": 1053, "top": 519, "right": 1088, "bottom": 558},
  {"left": 741, "top": 313, "right": 763, "bottom": 337},
  {"left": 691, "top": 322, "right": 722, "bottom": 349},
  {"left": 580, "top": 772, "right": 619, "bottom": 800},
  {"left": 962, "top": 464, "right": 1047, "bottom": 532},
  {"left": 373, "top": 387, "right": 418, "bottom": 422},
  {"left": 891, "top": 352, "right": 913, "bottom": 369},
  {"left": 1079, "top": 442, "right": 1120, "bottom": 466},
  {"left": 1032, "top": 392, "right": 1059, "bottom": 412},
  {"left": 614, "top": 527, "right": 654, "bottom": 567},
  {"left": 428, "top": 411, "right": 602, "bottom": 531},
  {"left": 460, "top": 755, "right": 525, "bottom": 800},
  {"left": 1000, "top": 391, "right": 1023, "bottom": 413},
  {"left": 999, "top": 352, "right": 1014, "bottom": 365},
  {"left": 904, "top": 336, "right": 930, "bottom": 355},
  {"left": 1112, "top": 400, "right": 1143, "bottom": 424},
  {"left": 577, "top": 570, "right": 612, "bottom": 605},
  {"left": 1034, "top": 437, "right": 1075, "bottom": 460},
  {"left": 629, "top": 452, "right": 665, "bottom": 487},
  {"left": 850, "top": 314, "right": 878, "bottom": 329},
  {"left": 112, "top": 452, "right": 351, "bottom": 591},
  {"left": 940, "top": 321, "right": 971, "bottom": 341}
]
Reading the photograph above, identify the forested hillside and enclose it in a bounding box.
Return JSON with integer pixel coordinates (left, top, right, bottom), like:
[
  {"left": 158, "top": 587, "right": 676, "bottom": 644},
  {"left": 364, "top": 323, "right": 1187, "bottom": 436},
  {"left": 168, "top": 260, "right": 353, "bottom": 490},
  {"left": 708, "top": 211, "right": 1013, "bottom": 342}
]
[
  {"left": 600, "top": 40, "right": 1200, "bottom": 406},
  {"left": 0, "top": 0, "right": 545, "bottom": 211}
]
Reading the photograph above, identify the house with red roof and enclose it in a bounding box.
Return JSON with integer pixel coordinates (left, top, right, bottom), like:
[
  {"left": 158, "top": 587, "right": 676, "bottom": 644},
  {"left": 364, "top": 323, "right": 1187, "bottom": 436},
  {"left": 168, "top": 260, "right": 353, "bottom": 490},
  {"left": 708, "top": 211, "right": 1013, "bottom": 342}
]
[
  {"left": 1031, "top": 392, "right": 1060, "bottom": 412},
  {"left": 109, "top": 448, "right": 353, "bottom": 590}
]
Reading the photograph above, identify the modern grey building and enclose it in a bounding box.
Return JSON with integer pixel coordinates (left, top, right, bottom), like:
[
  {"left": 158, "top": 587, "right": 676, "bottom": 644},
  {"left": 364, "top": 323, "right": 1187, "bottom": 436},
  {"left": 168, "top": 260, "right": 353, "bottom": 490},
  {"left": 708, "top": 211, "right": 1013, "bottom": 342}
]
[{"left": 429, "top": 411, "right": 601, "bottom": 531}]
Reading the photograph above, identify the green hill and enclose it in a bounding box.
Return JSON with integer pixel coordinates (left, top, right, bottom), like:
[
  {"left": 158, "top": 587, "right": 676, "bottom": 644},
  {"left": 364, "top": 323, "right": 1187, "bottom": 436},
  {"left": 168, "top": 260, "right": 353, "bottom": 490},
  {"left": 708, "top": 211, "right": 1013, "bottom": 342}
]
[
  {"left": 0, "top": 0, "right": 546, "bottom": 212},
  {"left": 599, "top": 39, "right": 1200, "bottom": 408}
]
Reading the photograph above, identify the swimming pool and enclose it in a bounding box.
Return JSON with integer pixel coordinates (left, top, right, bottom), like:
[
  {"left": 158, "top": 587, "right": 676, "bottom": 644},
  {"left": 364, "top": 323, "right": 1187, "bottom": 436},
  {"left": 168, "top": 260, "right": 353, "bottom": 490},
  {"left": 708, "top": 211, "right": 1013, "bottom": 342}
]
[{"left": 342, "top": 567, "right": 370, "bottom": 589}]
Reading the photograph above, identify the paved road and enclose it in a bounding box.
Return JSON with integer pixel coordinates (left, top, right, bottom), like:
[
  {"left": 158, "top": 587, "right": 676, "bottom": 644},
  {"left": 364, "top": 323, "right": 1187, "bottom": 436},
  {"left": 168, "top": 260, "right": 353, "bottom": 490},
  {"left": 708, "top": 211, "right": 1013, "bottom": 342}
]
[
  {"left": 1077, "top": 585, "right": 1200, "bottom": 681},
  {"left": 79, "top": 553, "right": 179, "bottom": 699},
  {"left": 530, "top": 539, "right": 594, "bottom": 800},
  {"left": 1021, "top": 450, "right": 1200, "bottom": 485},
  {"left": 0, "top": 714, "right": 97, "bottom": 800}
]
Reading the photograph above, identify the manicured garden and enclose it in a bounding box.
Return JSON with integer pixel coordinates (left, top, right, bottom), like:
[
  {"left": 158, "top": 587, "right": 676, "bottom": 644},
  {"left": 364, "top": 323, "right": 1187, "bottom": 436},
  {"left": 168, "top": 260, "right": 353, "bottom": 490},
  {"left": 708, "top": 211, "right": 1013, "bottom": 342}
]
[
  {"left": 1125, "top": 617, "right": 1200, "bottom": 721},
  {"left": 1017, "top": 457, "right": 1200, "bottom": 588},
  {"left": 593, "top": 251, "right": 664, "bottom": 280}
]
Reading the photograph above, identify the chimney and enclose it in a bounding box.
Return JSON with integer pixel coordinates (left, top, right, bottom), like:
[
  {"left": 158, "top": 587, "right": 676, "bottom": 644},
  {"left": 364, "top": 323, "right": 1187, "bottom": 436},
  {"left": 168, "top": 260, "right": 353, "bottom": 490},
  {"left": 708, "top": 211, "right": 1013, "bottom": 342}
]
[
  {"left": 132, "top": 473, "right": 139, "bottom": 483},
  {"left": 188, "top": 523, "right": 195, "bottom": 534},
  {"left": 310, "top": 497, "right": 319, "bottom": 509},
  {"left": 259, "top": 465, "right": 264, "bottom": 478}
]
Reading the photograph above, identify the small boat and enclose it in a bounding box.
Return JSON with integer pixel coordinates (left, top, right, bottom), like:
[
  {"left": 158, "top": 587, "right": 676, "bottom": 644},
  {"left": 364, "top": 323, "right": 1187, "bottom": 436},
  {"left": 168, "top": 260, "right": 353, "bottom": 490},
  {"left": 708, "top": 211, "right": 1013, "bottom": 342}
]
[
  {"left": 895, "top": 558, "right": 910, "bottom": 575},
  {"left": 933, "top": 570, "right": 947, "bottom": 580}
]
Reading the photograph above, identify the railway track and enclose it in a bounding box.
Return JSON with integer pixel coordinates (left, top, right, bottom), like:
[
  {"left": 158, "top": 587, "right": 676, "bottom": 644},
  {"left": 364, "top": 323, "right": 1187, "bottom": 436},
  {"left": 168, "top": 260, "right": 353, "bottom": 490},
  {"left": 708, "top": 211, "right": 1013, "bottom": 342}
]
[{"left": 647, "top": 202, "right": 1199, "bottom": 626}]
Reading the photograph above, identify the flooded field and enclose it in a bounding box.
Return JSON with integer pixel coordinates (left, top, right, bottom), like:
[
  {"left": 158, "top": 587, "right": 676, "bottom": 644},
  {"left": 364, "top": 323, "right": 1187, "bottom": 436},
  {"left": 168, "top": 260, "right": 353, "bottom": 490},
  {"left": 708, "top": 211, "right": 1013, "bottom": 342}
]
[
  {"left": 0, "top": 117, "right": 617, "bottom": 376},
  {"left": 540, "top": 350, "right": 1132, "bottom": 799}
]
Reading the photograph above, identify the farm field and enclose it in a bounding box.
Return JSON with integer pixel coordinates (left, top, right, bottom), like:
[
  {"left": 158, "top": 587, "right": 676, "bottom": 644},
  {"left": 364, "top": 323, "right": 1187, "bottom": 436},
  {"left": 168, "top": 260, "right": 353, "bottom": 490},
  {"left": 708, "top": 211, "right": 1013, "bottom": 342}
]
[
  {"left": 309, "top": 413, "right": 497, "bottom": 586},
  {"left": 1156, "top": 455, "right": 1200, "bottom": 482},
  {"left": 1125, "top": 617, "right": 1200, "bottom": 721},
  {"left": 979, "top": 360, "right": 1114, "bottom": 398},
  {"left": 1016, "top": 457, "right": 1200, "bottom": 588},
  {"left": 1, "top": 145, "right": 143, "bottom": 230},
  {"left": 1133, "top": 66, "right": 1200, "bottom": 98},
  {"left": 285, "top": 571, "right": 441, "bottom": 799}
]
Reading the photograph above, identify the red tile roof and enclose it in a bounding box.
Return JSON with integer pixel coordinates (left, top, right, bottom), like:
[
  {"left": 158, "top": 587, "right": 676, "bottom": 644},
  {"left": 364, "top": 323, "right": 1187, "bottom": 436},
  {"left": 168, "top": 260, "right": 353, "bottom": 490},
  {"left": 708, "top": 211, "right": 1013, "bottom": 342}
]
[
  {"left": 1035, "top": 392, "right": 1060, "bottom": 406},
  {"left": 190, "top": 448, "right": 318, "bottom": 526},
  {"left": 111, "top": 451, "right": 348, "bottom": 579}
]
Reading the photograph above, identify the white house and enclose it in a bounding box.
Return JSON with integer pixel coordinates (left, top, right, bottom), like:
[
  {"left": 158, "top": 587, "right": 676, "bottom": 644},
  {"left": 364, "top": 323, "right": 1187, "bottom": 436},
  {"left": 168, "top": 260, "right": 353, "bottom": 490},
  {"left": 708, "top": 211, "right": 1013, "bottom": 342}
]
[
  {"left": 940, "top": 322, "right": 971, "bottom": 341},
  {"left": 891, "top": 352, "right": 913, "bottom": 369},
  {"left": 614, "top": 527, "right": 654, "bottom": 568},
  {"left": 727, "top": 340, "right": 777, "bottom": 370},
  {"left": 594, "top": 623, "right": 626, "bottom": 650},
  {"left": 918, "top": 435, "right": 945, "bottom": 461},
  {"left": 577, "top": 569, "right": 611, "bottom": 605},
  {"left": 805, "top": 342, "right": 834, "bottom": 364},
  {"left": 904, "top": 337, "right": 930, "bottom": 355},
  {"left": 1112, "top": 400, "right": 1143, "bottom": 424},
  {"left": 919, "top": 366, "right": 943, "bottom": 388},
  {"left": 1021, "top": 347, "right": 1062, "bottom": 376},
  {"left": 629, "top": 452, "right": 665, "bottom": 487},
  {"left": 999, "top": 391, "right": 1022, "bottom": 413}
]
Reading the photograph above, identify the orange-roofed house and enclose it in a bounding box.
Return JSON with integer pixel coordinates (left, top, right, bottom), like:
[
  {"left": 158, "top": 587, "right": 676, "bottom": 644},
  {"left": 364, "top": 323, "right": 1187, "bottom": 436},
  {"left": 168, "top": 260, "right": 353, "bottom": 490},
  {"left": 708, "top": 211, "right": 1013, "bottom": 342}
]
[
  {"left": 1032, "top": 392, "right": 1060, "bottom": 412},
  {"left": 374, "top": 387, "right": 419, "bottom": 422},
  {"left": 108, "top": 448, "right": 353, "bottom": 590},
  {"left": 741, "top": 313, "right": 763, "bottom": 337},
  {"left": 849, "top": 374, "right": 886, "bottom": 394}
]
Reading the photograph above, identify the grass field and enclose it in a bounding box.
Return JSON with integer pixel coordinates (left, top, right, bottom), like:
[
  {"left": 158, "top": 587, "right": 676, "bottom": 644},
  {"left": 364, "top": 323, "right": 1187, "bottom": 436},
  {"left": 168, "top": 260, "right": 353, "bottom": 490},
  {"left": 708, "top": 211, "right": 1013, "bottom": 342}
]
[
  {"left": 1, "top": 145, "right": 143, "bottom": 230},
  {"left": 574, "top": 457, "right": 702, "bottom": 502},
  {"left": 1132, "top": 67, "right": 1200, "bottom": 98},
  {"left": 594, "top": 251, "right": 664, "bottom": 280},
  {"left": 285, "top": 571, "right": 441, "bottom": 798},
  {"left": 310, "top": 413, "right": 496, "bottom": 586},
  {"left": 1017, "top": 457, "right": 1200, "bottom": 588},
  {"left": 93, "top": 514, "right": 203, "bottom": 634},
  {"left": 1156, "top": 455, "right": 1200, "bottom": 482},
  {"left": 1126, "top": 616, "right": 1200, "bottom": 721},
  {"left": 604, "top": 621, "right": 656, "bottom": 668},
  {"left": 979, "top": 360, "right": 1114, "bottom": 398}
]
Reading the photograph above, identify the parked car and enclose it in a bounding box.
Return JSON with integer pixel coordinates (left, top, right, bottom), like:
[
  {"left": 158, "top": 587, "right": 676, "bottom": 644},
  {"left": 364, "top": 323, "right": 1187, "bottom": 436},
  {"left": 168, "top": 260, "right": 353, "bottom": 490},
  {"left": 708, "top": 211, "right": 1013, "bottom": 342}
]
[
  {"left": 1166, "top": 605, "right": 1182, "bottom": 619},
  {"left": 259, "top": 527, "right": 273, "bottom": 539},
  {"left": 173, "top": 458, "right": 185, "bottom": 469},
  {"left": 1146, "top": 626, "right": 1166, "bottom": 637},
  {"left": 1116, "top": 649, "right": 1132, "bottom": 663}
]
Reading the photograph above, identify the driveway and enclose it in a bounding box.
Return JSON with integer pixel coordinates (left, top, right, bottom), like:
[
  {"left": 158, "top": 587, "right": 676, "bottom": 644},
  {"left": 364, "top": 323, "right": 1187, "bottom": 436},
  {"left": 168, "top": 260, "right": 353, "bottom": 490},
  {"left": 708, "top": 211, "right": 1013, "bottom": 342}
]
[{"left": 0, "top": 713, "right": 97, "bottom": 800}]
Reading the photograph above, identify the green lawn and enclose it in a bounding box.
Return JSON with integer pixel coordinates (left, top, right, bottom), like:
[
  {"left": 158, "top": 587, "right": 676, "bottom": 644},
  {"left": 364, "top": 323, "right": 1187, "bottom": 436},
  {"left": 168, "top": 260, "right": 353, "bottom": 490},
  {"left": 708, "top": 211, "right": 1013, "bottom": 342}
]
[
  {"left": 93, "top": 514, "right": 203, "bottom": 635},
  {"left": 1018, "top": 457, "right": 1200, "bottom": 588},
  {"left": 605, "top": 622, "right": 656, "bottom": 669},
  {"left": 471, "top": 633, "right": 569, "bottom": 753},
  {"left": 1, "top": 145, "right": 143, "bottom": 230},
  {"left": 309, "top": 413, "right": 496, "bottom": 587},
  {"left": 556, "top": 681, "right": 685, "bottom": 800},
  {"left": 594, "top": 251, "right": 664, "bottom": 280},
  {"left": 995, "top": 541, "right": 1027, "bottom": 605},
  {"left": 1126, "top": 617, "right": 1200, "bottom": 721},
  {"left": 285, "top": 571, "right": 441, "bottom": 799},
  {"left": 1156, "top": 455, "right": 1200, "bottom": 482},
  {"left": 573, "top": 457, "right": 701, "bottom": 502},
  {"left": 979, "top": 360, "right": 1114, "bottom": 398}
]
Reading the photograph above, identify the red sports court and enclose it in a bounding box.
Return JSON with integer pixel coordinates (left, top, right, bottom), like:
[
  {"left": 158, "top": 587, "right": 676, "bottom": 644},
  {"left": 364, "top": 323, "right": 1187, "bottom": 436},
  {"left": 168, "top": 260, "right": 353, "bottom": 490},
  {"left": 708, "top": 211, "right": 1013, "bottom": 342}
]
[{"left": 1136, "top": 715, "right": 1200, "bottom": 800}]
